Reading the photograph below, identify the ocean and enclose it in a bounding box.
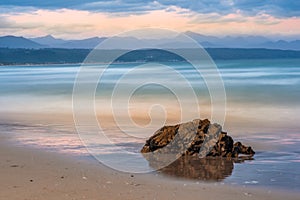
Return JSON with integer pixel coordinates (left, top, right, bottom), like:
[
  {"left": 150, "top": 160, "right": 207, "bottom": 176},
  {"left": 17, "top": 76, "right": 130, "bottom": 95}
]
[{"left": 0, "top": 59, "right": 300, "bottom": 190}]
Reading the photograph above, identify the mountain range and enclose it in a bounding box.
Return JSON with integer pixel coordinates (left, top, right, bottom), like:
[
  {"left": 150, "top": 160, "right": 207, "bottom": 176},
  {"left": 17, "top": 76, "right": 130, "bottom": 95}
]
[{"left": 0, "top": 32, "right": 299, "bottom": 50}]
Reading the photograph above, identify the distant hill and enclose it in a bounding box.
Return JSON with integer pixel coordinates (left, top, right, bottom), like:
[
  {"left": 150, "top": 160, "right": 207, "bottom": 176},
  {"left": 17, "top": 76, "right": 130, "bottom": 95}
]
[
  {"left": 30, "top": 35, "right": 107, "bottom": 49},
  {"left": 1, "top": 33, "right": 300, "bottom": 50},
  {"left": 59, "top": 37, "right": 107, "bottom": 49},
  {"left": 185, "top": 31, "right": 272, "bottom": 48},
  {"left": 30, "top": 35, "right": 65, "bottom": 46},
  {"left": 262, "top": 40, "right": 300, "bottom": 50},
  {"left": 0, "top": 36, "right": 45, "bottom": 49},
  {"left": 184, "top": 31, "right": 220, "bottom": 44},
  {"left": 185, "top": 31, "right": 300, "bottom": 50},
  {"left": 1, "top": 48, "right": 300, "bottom": 65}
]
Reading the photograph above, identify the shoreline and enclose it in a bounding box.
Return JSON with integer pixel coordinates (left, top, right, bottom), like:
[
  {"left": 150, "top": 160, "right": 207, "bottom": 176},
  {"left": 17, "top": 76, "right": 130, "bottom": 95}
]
[
  {"left": 1, "top": 133, "right": 299, "bottom": 200},
  {"left": 1, "top": 48, "right": 300, "bottom": 67},
  {"left": 1, "top": 57, "right": 300, "bottom": 67}
]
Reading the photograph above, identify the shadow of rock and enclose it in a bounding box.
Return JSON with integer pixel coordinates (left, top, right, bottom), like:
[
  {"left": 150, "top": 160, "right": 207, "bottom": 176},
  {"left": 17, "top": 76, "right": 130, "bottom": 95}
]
[{"left": 153, "top": 156, "right": 253, "bottom": 181}]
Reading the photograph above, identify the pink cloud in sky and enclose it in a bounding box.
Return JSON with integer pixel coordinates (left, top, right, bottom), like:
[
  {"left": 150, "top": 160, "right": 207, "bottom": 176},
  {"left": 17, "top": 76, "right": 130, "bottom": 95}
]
[{"left": 0, "top": 7, "right": 300, "bottom": 39}]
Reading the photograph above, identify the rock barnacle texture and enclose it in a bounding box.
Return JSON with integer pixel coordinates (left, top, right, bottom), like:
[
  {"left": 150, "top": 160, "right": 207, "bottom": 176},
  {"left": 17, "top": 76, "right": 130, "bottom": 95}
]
[{"left": 141, "top": 119, "right": 255, "bottom": 158}]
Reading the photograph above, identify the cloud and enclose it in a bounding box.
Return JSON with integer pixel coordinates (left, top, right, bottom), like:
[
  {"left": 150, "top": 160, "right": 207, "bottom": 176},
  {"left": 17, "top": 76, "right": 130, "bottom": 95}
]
[
  {"left": 0, "top": 7, "right": 299, "bottom": 39},
  {"left": 0, "top": 17, "right": 15, "bottom": 28},
  {"left": 157, "top": 0, "right": 300, "bottom": 17},
  {"left": 0, "top": 8, "right": 191, "bottom": 38},
  {"left": 1, "top": 0, "right": 299, "bottom": 17},
  {"left": 189, "top": 12, "right": 282, "bottom": 26},
  {"left": 231, "top": 0, "right": 300, "bottom": 17},
  {"left": 190, "top": 13, "right": 247, "bottom": 24},
  {"left": 79, "top": 0, "right": 165, "bottom": 14},
  {"left": 0, "top": 1, "right": 299, "bottom": 38},
  {"left": 0, "top": 15, "right": 42, "bottom": 30},
  {"left": 0, "top": 0, "right": 94, "bottom": 9}
]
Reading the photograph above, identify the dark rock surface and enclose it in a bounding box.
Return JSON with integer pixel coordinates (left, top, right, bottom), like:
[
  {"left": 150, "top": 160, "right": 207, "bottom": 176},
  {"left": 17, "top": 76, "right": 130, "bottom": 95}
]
[{"left": 141, "top": 119, "right": 255, "bottom": 158}]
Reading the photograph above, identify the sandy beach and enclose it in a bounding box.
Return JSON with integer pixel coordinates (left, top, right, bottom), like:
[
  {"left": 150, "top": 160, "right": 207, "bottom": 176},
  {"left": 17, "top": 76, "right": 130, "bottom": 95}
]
[{"left": 0, "top": 134, "right": 299, "bottom": 200}]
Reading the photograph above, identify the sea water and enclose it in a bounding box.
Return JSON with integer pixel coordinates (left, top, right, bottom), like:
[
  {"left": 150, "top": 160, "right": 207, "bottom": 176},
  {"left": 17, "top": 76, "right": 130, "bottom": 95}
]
[{"left": 0, "top": 59, "right": 299, "bottom": 190}]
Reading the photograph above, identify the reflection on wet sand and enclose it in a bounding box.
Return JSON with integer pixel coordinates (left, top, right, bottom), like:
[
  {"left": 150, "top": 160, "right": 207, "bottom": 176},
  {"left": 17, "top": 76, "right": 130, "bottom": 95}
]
[{"left": 154, "top": 156, "right": 253, "bottom": 181}]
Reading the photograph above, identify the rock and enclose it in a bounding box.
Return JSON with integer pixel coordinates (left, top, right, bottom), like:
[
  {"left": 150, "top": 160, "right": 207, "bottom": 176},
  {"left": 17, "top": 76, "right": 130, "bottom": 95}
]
[
  {"left": 232, "top": 142, "right": 255, "bottom": 157},
  {"left": 141, "top": 119, "right": 255, "bottom": 158}
]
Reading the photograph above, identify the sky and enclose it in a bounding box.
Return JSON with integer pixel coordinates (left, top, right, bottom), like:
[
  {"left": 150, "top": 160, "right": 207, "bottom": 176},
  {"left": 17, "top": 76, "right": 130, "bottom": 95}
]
[{"left": 0, "top": 0, "right": 299, "bottom": 39}]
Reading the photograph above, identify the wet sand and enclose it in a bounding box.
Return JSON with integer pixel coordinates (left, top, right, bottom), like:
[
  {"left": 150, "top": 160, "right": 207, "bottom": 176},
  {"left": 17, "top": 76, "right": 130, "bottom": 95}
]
[{"left": 0, "top": 134, "right": 299, "bottom": 200}]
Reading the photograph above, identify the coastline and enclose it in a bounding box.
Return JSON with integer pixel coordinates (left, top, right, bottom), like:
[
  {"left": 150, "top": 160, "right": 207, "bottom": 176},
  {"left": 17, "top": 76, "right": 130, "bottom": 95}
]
[
  {"left": 1, "top": 48, "right": 300, "bottom": 67},
  {"left": 1, "top": 133, "right": 299, "bottom": 200},
  {"left": 0, "top": 61, "right": 153, "bottom": 67}
]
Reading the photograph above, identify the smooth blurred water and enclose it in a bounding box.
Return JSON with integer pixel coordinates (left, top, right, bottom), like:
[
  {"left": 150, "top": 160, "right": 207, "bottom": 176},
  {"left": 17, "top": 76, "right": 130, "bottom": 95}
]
[{"left": 0, "top": 59, "right": 300, "bottom": 190}]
